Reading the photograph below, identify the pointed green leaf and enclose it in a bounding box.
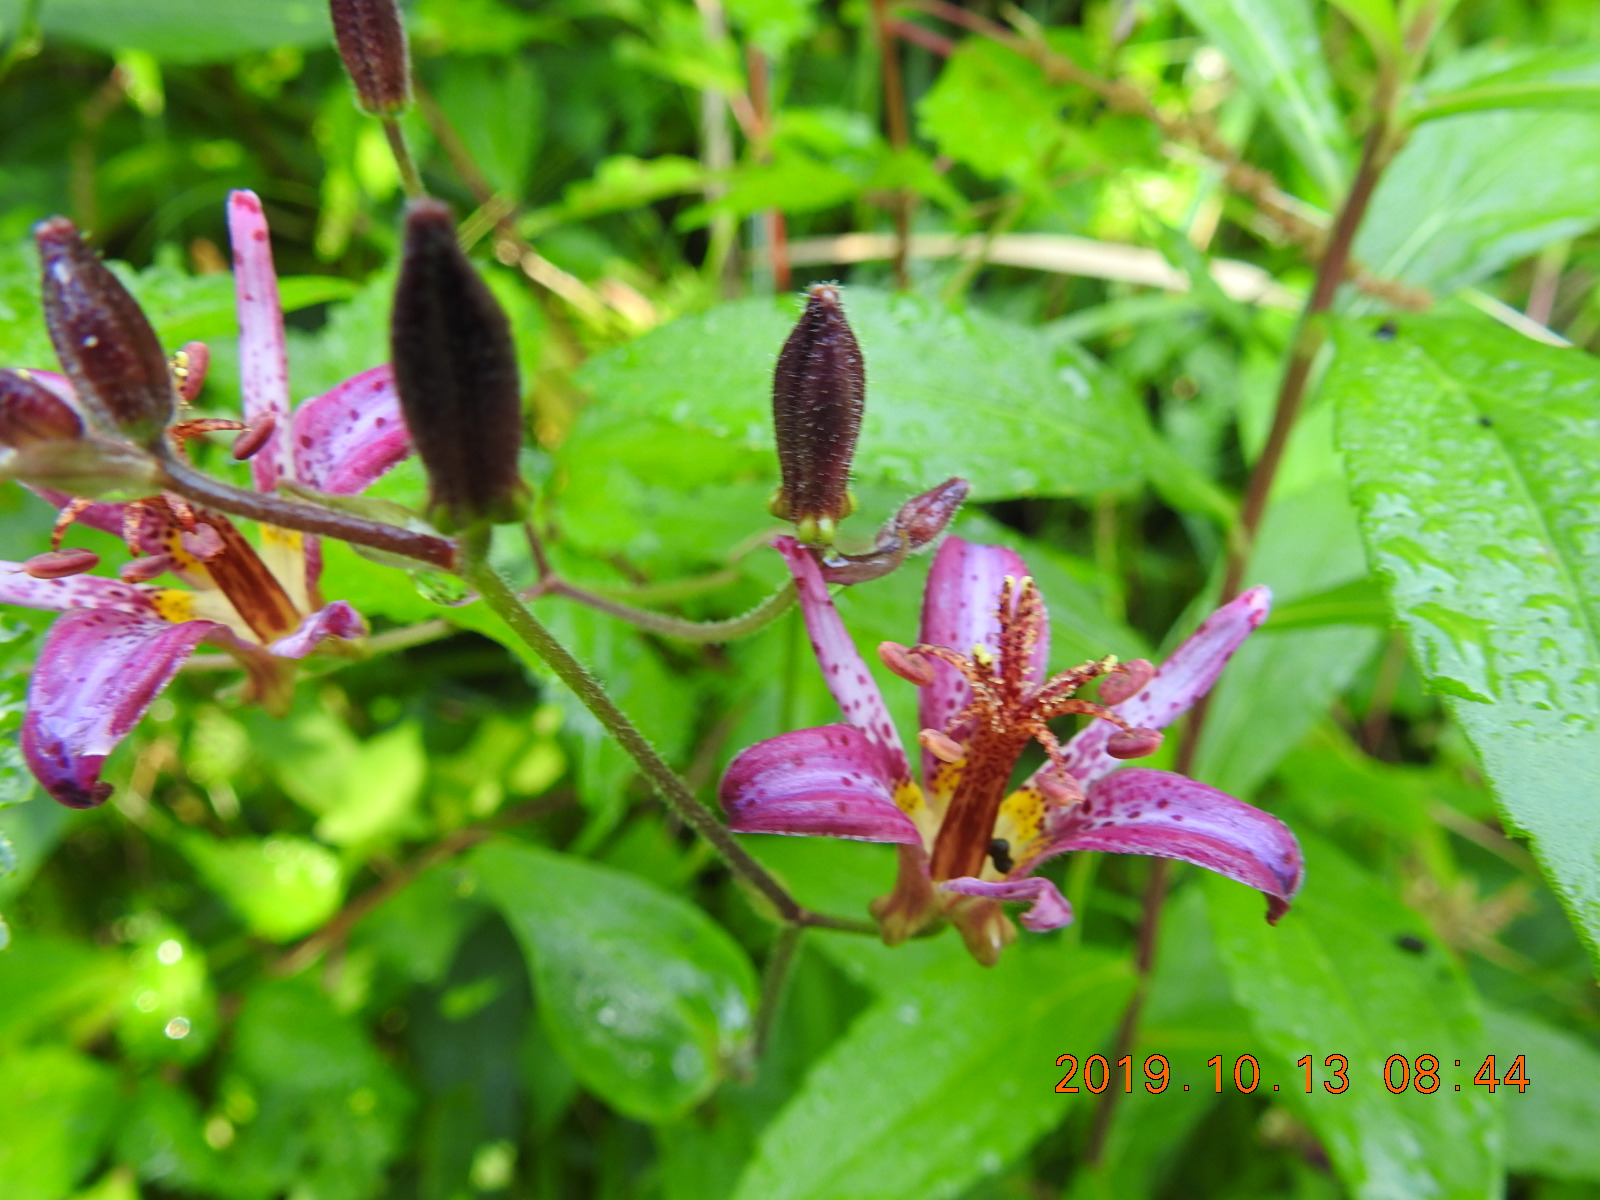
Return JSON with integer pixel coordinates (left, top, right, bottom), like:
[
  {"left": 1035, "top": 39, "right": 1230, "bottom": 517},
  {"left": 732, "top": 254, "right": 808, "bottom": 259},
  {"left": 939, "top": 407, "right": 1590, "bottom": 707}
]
[{"left": 1328, "top": 315, "right": 1600, "bottom": 962}]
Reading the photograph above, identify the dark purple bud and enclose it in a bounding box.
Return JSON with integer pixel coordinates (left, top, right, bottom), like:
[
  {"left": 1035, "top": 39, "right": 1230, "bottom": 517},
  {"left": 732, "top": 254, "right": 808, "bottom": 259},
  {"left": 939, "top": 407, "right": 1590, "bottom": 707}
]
[
  {"left": 770, "top": 284, "right": 864, "bottom": 547},
  {"left": 1106, "top": 726, "right": 1163, "bottom": 760},
  {"left": 35, "top": 217, "right": 175, "bottom": 446},
  {"left": 0, "top": 370, "right": 85, "bottom": 446},
  {"left": 390, "top": 199, "right": 528, "bottom": 531},
  {"left": 1099, "top": 658, "right": 1154, "bottom": 706},
  {"left": 330, "top": 0, "right": 412, "bottom": 115},
  {"left": 23, "top": 549, "right": 100, "bottom": 579}
]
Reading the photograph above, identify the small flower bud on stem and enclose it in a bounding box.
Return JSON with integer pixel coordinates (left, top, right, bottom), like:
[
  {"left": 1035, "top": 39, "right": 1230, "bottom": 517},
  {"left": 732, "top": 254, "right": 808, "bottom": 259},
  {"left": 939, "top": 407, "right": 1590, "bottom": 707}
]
[
  {"left": 35, "top": 217, "right": 177, "bottom": 446},
  {"left": 390, "top": 199, "right": 529, "bottom": 532},
  {"left": 770, "top": 284, "right": 864, "bottom": 547},
  {"left": 330, "top": 0, "right": 412, "bottom": 115}
]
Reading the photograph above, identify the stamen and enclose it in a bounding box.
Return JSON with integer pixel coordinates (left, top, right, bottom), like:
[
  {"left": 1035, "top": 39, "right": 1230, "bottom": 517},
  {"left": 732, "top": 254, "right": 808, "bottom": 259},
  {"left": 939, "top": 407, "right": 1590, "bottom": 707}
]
[
  {"left": 23, "top": 548, "right": 100, "bottom": 579},
  {"left": 1100, "top": 657, "right": 1154, "bottom": 705},
  {"left": 232, "top": 412, "right": 277, "bottom": 461},
  {"left": 120, "top": 555, "right": 174, "bottom": 584},
  {"left": 1037, "top": 770, "right": 1084, "bottom": 806},
  {"left": 878, "top": 640, "right": 936, "bottom": 686},
  {"left": 171, "top": 341, "right": 211, "bottom": 404},
  {"left": 179, "top": 524, "right": 226, "bottom": 562},
  {"left": 918, "top": 728, "right": 966, "bottom": 764},
  {"left": 1106, "top": 726, "right": 1163, "bottom": 759},
  {"left": 50, "top": 496, "right": 93, "bottom": 551}
]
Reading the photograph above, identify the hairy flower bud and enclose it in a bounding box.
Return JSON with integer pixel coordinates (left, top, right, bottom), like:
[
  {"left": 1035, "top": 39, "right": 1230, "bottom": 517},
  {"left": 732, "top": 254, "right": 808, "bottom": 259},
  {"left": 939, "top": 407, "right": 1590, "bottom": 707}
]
[
  {"left": 390, "top": 199, "right": 528, "bottom": 531},
  {"left": 36, "top": 217, "right": 175, "bottom": 446},
  {"left": 770, "top": 284, "right": 864, "bottom": 547},
  {"left": 0, "top": 370, "right": 85, "bottom": 446},
  {"left": 330, "top": 0, "right": 412, "bottom": 115}
]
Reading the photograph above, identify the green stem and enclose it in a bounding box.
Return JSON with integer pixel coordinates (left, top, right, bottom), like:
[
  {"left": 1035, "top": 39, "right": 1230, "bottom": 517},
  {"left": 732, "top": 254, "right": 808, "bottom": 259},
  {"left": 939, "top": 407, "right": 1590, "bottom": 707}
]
[
  {"left": 0, "top": 0, "right": 41, "bottom": 87},
  {"left": 463, "top": 530, "right": 870, "bottom": 932},
  {"left": 549, "top": 579, "right": 796, "bottom": 642},
  {"left": 752, "top": 924, "right": 803, "bottom": 1063},
  {"left": 383, "top": 116, "right": 426, "bottom": 198}
]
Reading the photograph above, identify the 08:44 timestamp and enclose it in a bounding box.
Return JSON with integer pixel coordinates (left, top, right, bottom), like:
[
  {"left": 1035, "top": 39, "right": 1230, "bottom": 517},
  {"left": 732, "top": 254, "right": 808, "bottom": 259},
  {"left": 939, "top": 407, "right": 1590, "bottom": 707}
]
[{"left": 1053, "top": 1053, "right": 1531, "bottom": 1095}]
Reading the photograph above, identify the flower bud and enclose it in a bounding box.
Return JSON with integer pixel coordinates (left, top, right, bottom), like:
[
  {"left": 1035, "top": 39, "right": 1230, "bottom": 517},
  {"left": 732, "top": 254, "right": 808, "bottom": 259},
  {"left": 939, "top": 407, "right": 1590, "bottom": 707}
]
[
  {"left": 770, "top": 284, "right": 863, "bottom": 547},
  {"left": 889, "top": 477, "right": 968, "bottom": 552},
  {"left": 330, "top": 0, "right": 412, "bottom": 115},
  {"left": 1106, "top": 726, "right": 1163, "bottom": 760},
  {"left": 1099, "top": 658, "right": 1154, "bottom": 706},
  {"left": 0, "top": 370, "right": 85, "bottom": 446},
  {"left": 35, "top": 217, "right": 175, "bottom": 446},
  {"left": 390, "top": 199, "right": 528, "bottom": 532}
]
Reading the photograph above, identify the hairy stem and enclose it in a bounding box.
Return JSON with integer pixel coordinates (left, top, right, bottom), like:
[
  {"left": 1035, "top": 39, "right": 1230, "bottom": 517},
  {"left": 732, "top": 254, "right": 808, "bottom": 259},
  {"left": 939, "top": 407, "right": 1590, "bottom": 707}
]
[
  {"left": 547, "top": 578, "right": 797, "bottom": 642},
  {"left": 871, "top": 0, "right": 913, "bottom": 289},
  {"left": 462, "top": 530, "right": 872, "bottom": 933},
  {"left": 751, "top": 923, "right": 803, "bottom": 1064},
  {"left": 157, "top": 457, "right": 457, "bottom": 570},
  {"left": 382, "top": 116, "right": 426, "bottom": 198}
]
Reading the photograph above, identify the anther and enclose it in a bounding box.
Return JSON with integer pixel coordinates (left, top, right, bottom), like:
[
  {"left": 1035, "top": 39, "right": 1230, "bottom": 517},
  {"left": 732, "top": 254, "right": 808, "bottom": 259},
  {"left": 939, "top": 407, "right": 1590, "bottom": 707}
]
[
  {"left": 120, "top": 555, "right": 174, "bottom": 583},
  {"left": 1106, "top": 726, "right": 1163, "bottom": 759},
  {"left": 23, "top": 548, "right": 100, "bottom": 579},
  {"left": 1100, "top": 658, "right": 1154, "bottom": 706},
  {"left": 172, "top": 341, "right": 211, "bottom": 403},
  {"left": 232, "top": 412, "right": 276, "bottom": 460},
  {"left": 878, "top": 641, "right": 936, "bottom": 686},
  {"left": 918, "top": 728, "right": 966, "bottom": 764},
  {"left": 179, "top": 525, "right": 225, "bottom": 562},
  {"left": 1037, "top": 771, "right": 1084, "bottom": 806}
]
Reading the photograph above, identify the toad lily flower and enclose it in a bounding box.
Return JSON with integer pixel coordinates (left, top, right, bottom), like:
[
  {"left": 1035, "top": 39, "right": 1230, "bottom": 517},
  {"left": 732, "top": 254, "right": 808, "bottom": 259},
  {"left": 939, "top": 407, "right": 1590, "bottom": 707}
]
[
  {"left": 0, "top": 190, "right": 411, "bottom": 808},
  {"left": 720, "top": 536, "right": 1303, "bottom": 964}
]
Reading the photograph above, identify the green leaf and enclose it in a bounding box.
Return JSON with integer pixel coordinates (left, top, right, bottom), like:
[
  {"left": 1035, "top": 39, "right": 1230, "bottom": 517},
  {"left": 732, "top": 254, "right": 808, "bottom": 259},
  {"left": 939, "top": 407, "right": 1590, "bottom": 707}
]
[
  {"left": 1328, "top": 314, "right": 1600, "bottom": 962},
  {"left": 0, "top": 0, "right": 333, "bottom": 63},
  {"left": 571, "top": 287, "right": 1143, "bottom": 507},
  {"left": 433, "top": 55, "right": 544, "bottom": 197},
  {"left": 1172, "top": 0, "right": 1352, "bottom": 196},
  {"left": 0, "top": 1046, "right": 122, "bottom": 1200},
  {"left": 1324, "top": 0, "right": 1402, "bottom": 64},
  {"left": 1205, "top": 835, "right": 1502, "bottom": 1200},
  {"left": 1412, "top": 80, "right": 1600, "bottom": 122},
  {"left": 731, "top": 940, "right": 1132, "bottom": 1200},
  {"left": 916, "top": 40, "right": 1073, "bottom": 187},
  {"left": 473, "top": 839, "right": 758, "bottom": 1122},
  {"left": 1483, "top": 1005, "right": 1600, "bottom": 1182},
  {"left": 181, "top": 834, "right": 345, "bottom": 942},
  {"left": 1359, "top": 49, "right": 1600, "bottom": 294}
]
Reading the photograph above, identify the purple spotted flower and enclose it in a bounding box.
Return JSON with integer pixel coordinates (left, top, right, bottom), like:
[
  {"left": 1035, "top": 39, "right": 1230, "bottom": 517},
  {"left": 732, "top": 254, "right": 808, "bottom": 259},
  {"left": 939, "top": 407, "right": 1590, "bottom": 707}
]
[
  {"left": 720, "top": 536, "right": 1303, "bottom": 964},
  {"left": 0, "top": 190, "right": 412, "bottom": 808}
]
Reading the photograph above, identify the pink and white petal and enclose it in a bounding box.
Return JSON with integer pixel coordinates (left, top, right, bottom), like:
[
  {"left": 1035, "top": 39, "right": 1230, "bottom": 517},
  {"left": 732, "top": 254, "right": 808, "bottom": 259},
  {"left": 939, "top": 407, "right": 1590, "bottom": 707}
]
[
  {"left": 940, "top": 875, "right": 1074, "bottom": 932},
  {"left": 720, "top": 724, "right": 920, "bottom": 844},
  {"left": 228, "top": 190, "right": 293, "bottom": 492},
  {"left": 1060, "top": 585, "right": 1271, "bottom": 785},
  {"left": 0, "top": 565, "right": 158, "bottom": 616},
  {"left": 917, "top": 537, "right": 1044, "bottom": 774},
  {"left": 776, "top": 536, "right": 911, "bottom": 779},
  {"left": 1042, "top": 768, "right": 1302, "bottom": 922},
  {"left": 291, "top": 365, "right": 411, "bottom": 496},
  {"left": 267, "top": 600, "right": 366, "bottom": 659},
  {"left": 22, "top": 609, "right": 221, "bottom": 808}
]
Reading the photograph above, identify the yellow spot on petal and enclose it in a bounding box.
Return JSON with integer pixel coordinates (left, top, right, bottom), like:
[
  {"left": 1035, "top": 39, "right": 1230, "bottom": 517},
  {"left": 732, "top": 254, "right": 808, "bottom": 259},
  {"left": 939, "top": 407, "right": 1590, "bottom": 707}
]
[
  {"left": 893, "top": 779, "right": 926, "bottom": 816},
  {"left": 151, "top": 589, "right": 196, "bottom": 624},
  {"left": 995, "top": 786, "right": 1046, "bottom": 865}
]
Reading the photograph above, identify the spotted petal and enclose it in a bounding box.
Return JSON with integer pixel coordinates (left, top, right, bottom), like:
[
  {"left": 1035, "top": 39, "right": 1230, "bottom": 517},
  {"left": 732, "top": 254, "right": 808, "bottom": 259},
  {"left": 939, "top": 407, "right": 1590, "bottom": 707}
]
[
  {"left": 268, "top": 600, "right": 366, "bottom": 659},
  {"left": 917, "top": 536, "right": 1044, "bottom": 778},
  {"left": 720, "top": 724, "right": 920, "bottom": 844},
  {"left": 291, "top": 365, "right": 410, "bottom": 496},
  {"left": 23, "top": 609, "right": 220, "bottom": 807},
  {"left": 1040, "top": 768, "right": 1303, "bottom": 922},
  {"left": 1059, "top": 585, "right": 1271, "bottom": 786},
  {"left": 941, "top": 875, "right": 1073, "bottom": 931},
  {"left": 0, "top": 565, "right": 158, "bottom": 616},
  {"left": 776, "top": 536, "right": 910, "bottom": 782},
  {"left": 228, "top": 190, "right": 293, "bottom": 493}
]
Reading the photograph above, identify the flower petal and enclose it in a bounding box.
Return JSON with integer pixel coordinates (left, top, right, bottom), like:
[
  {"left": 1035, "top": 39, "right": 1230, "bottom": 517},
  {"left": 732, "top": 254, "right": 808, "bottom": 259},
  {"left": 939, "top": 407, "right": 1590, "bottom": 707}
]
[
  {"left": 776, "top": 536, "right": 910, "bottom": 780},
  {"left": 720, "top": 724, "right": 920, "bottom": 844},
  {"left": 22, "top": 609, "right": 220, "bottom": 807},
  {"left": 0, "top": 564, "right": 158, "bottom": 616},
  {"left": 917, "top": 537, "right": 1045, "bottom": 774},
  {"left": 940, "top": 875, "right": 1074, "bottom": 931},
  {"left": 291, "top": 365, "right": 411, "bottom": 495},
  {"left": 228, "top": 190, "right": 293, "bottom": 493},
  {"left": 1061, "top": 585, "right": 1271, "bottom": 785},
  {"left": 267, "top": 600, "right": 367, "bottom": 659},
  {"left": 1043, "top": 767, "right": 1302, "bottom": 921}
]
